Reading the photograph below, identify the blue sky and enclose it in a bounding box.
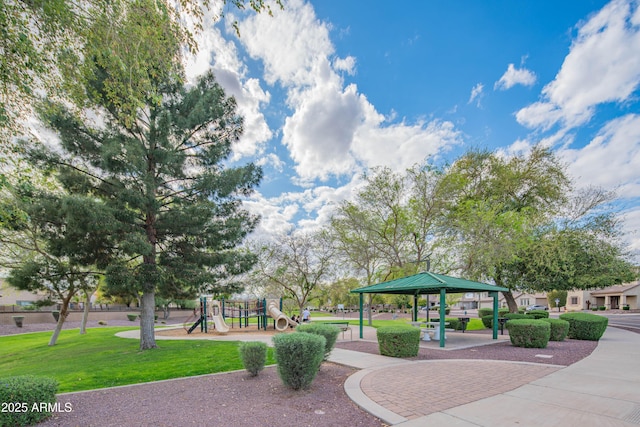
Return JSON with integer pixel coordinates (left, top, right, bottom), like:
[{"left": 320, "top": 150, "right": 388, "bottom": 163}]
[{"left": 185, "top": 0, "right": 640, "bottom": 261}]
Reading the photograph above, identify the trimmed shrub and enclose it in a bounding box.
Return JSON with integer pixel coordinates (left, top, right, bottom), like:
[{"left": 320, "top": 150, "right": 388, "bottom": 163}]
[
  {"left": 540, "top": 318, "right": 569, "bottom": 341},
  {"left": 505, "top": 319, "right": 550, "bottom": 348},
  {"left": 296, "top": 323, "right": 340, "bottom": 360},
  {"left": 526, "top": 310, "right": 549, "bottom": 319},
  {"left": 239, "top": 341, "right": 268, "bottom": 377},
  {"left": 446, "top": 318, "right": 462, "bottom": 331},
  {"left": 498, "top": 308, "right": 509, "bottom": 316},
  {"left": 481, "top": 315, "right": 493, "bottom": 329},
  {"left": 503, "top": 313, "right": 527, "bottom": 321},
  {"left": 559, "top": 312, "right": 608, "bottom": 341},
  {"left": 0, "top": 375, "right": 58, "bottom": 426},
  {"left": 376, "top": 326, "right": 420, "bottom": 357},
  {"left": 598, "top": 306, "right": 606, "bottom": 311},
  {"left": 478, "top": 308, "right": 493, "bottom": 318},
  {"left": 126, "top": 314, "right": 138, "bottom": 321},
  {"left": 623, "top": 305, "right": 630, "bottom": 311},
  {"left": 272, "top": 332, "right": 325, "bottom": 390}
]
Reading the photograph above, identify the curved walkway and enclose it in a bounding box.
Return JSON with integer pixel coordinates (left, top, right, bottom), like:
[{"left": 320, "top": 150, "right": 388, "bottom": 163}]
[{"left": 338, "top": 327, "right": 640, "bottom": 426}]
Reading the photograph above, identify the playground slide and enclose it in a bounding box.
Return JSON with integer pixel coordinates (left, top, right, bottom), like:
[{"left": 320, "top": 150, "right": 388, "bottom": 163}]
[
  {"left": 267, "top": 300, "right": 298, "bottom": 331},
  {"left": 209, "top": 300, "right": 230, "bottom": 333}
]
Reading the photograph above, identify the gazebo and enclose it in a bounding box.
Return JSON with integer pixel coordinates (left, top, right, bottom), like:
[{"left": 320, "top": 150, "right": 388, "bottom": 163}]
[{"left": 351, "top": 271, "right": 509, "bottom": 347}]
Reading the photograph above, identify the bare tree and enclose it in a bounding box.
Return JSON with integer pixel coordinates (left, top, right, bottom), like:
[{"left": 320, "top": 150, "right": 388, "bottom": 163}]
[{"left": 251, "top": 232, "right": 335, "bottom": 316}]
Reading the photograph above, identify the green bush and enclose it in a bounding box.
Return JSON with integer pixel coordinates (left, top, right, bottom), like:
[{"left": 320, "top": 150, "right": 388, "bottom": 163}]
[
  {"left": 272, "top": 333, "right": 325, "bottom": 390},
  {"left": 505, "top": 319, "right": 550, "bottom": 348},
  {"left": 540, "top": 318, "right": 569, "bottom": 341},
  {"left": 376, "top": 326, "right": 420, "bottom": 357},
  {"left": 525, "top": 310, "right": 549, "bottom": 319},
  {"left": 498, "top": 308, "right": 509, "bottom": 316},
  {"left": 623, "top": 305, "right": 630, "bottom": 311},
  {"left": 559, "top": 312, "right": 608, "bottom": 341},
  {"left": 478, "top": 308, "right": 493, "bottom": 318},
  {"left": 0, "top": 376, "right": 58, "bottom": 427},
  {"left": 446, "top": 318, "right": 462, "bottom": 331},
  {"left": 126, "top": 314, "right": 138, "bottom": 321},
  {"left": 481, "top": 315, "right": 493, "bottom": 329},
  {"left": 239, "top": 341, "right": 268, "bottom": 377},
  {"left": 503, "top": 313, "right": 527, "bottom": 321},
  {"left": 296, "top": 323, "right": 340, "bottom": 360},
  {"left": 598, "top": 306, "right": 606, "bottom": 311}
]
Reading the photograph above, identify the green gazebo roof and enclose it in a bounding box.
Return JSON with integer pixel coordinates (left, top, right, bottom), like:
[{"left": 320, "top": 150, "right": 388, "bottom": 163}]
[{"left": 351, "top": 271, "right": 509, "bottom": 295}]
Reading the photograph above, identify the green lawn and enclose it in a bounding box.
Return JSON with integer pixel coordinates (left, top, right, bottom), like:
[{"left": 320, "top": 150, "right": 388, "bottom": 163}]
[{"left": 0, "top": 327, "right": 275, "bottom": 393}]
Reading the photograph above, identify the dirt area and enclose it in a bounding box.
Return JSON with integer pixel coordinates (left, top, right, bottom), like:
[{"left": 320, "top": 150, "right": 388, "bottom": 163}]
[{"left": 156, "top": 325, "right": 282, "bottom": 337}]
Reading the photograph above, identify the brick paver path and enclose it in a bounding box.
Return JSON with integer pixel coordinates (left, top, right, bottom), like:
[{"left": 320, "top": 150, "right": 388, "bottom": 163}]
[{"left": 360, "top": 360, "right": 561, "bottom": 420}]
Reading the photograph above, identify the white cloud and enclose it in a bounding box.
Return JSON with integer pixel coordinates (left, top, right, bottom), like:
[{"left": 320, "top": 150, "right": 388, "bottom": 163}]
[
  {"left": 517, "top": 0, "right": 640, "bottom": 130},
  {"left": 184, "top": 11, "right": 272, "bottom": 161},
  {"left": 494, "top": 63, "right": 537, "bottom": 90},
  {"left": 621, "top": 206, "right": 640, "bottom": 260},
  {"left": 352, "top": 115, "right": 463, "bottom": 172},
  {"left": 256, "top": 153, "right": 285, "bottom": 172},
  {"left": 333, "top": 56, "right": 356, "bottom": 75},
  {"left": 558, "top": 114, "right": 640, "bottom": 198},
  {"left": 468, "top": 83, "right": 484, "bottom": 106},
  {"left": 282, "top": 82, "right": 363, "bottom": 181},
  {"left": 238, "top": 0, "right": 334, "bottom": 87},
  {"left": 235, "top": 0, "right": 463, "bottom": 183}
]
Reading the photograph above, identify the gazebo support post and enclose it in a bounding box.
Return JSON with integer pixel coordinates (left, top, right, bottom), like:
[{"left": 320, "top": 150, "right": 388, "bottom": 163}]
[
  {"left": 359, "top": 293, "right": 364, "bottom": 339},
  {"left": 439, "top": 288, "right": 446, "bottom": 348},
  {"left": 490, "top": 292, "right": 499, "bottom": 340},
  {"left": 413, "top": 294, "right": 418, "bottom": 322}
]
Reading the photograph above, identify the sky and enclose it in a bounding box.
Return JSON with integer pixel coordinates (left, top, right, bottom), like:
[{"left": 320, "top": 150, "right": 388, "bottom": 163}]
[{"left": 185, "top": 0, "right": 640, "bottom": 262}]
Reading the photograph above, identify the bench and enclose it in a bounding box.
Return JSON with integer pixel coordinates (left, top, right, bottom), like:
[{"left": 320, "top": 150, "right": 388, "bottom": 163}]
[{"left": 324, "top": 322, "right": 352, "bottom": 340}]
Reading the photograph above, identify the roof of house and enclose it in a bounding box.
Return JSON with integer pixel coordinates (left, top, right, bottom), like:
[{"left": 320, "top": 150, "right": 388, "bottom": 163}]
[{"left": 590, "top": 281, "right": 640, "bottom": 296}]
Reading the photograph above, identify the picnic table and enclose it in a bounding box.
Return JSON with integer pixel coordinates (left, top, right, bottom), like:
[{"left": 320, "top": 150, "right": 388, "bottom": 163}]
[{"left": 411, "top": 321, "right": 450, "bottom": 341}]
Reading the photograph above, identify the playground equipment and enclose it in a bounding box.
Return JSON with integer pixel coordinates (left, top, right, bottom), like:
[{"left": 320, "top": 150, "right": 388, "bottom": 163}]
[
  {"left": 183, "top": 297, "right": 297, "bottom": 333},
  {"left": 209, "top": 299, "right": 229, "bottom": 333},
  {"left": 266, "top": 299, "right": 298, "bottom": 331},
  {"left": 184, "top": 297, "right": 230, "bottom": 334}
]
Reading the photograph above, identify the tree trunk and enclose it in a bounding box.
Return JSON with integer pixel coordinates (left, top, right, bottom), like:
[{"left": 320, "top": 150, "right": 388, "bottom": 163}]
[
  {"left": 139, "top": 291, "right": 157, "bottom": 350},
  {"left": 80, "top": 290, "right": 91, "bottom": 334},
  {"left": 49, "top": 292, "right": 73, "bottom": 346},
  {"left": 503, "top": 291, "right": 518, "bottom": 313}
]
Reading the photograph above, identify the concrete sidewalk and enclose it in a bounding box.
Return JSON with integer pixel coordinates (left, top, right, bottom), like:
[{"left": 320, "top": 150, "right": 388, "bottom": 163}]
[{"left": 331, "top": 327, "right": 640, "bottom": 426}]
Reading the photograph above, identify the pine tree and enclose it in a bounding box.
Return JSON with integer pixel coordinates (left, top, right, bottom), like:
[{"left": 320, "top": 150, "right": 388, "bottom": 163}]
[{"left": 28, "top": 69, "right": 261, "bottom": 350}]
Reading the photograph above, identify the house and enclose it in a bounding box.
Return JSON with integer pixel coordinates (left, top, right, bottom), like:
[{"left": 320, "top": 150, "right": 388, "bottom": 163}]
[
  {"left": 0, "top": 278, "right": 52, "bottom": 309},
  {"left": 458, "top": 291, "right": 548, "bottom": 310},
  {"left": 583, "top": 281, "right": 639, "bottom": 310},
  {"left": 458, "top": 282, "right": 640, "bottom": 312}
]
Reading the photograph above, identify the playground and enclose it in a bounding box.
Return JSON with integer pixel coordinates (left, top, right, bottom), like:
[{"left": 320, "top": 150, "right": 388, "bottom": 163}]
[{"left": 178, "top": 297, "right": 300, "bottom": 336}]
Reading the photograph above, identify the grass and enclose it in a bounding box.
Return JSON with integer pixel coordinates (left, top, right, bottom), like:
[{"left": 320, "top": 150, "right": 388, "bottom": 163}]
[{"left": 0, "top": 327, "right": 275, "bottom": 393}]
